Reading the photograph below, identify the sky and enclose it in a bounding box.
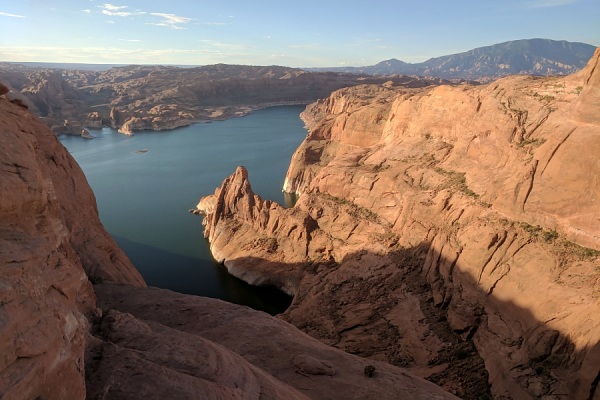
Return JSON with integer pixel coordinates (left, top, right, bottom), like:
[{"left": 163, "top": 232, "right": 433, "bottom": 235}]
[{"left": 0, "top": 0, "right": 598, "bottom": 67}]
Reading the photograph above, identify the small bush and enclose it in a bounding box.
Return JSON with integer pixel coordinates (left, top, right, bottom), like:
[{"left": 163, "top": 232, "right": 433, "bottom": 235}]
[
  {"left": 542, "top": 230, "right": 559, "bottom": 243},
  {"left": 519, "top": 222, "right": 543, "bottom": 236}
]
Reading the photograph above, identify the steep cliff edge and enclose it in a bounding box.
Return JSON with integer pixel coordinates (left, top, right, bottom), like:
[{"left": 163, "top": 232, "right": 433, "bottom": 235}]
[
  {"left": 197, "top": 49, "right": 600, "bottom": 399},
  {"left": 1, "top": 83, "right": 456, "bottom": 399},
  {"left": 0, "top": 85, "right": 144, "bottom": 397}
]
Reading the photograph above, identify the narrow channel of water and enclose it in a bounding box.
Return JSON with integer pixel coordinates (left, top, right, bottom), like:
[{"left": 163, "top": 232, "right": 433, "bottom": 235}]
[{"left": 59, "top": 105, "right": 307, "bottom": 314}]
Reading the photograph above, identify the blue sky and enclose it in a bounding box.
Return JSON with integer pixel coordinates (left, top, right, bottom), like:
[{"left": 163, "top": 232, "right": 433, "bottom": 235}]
[{"left": 0, "top": 0, "right": 598, "bottom": 67}]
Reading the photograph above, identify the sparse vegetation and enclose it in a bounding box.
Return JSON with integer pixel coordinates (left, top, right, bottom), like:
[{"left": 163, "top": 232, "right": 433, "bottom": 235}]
[
  {"left": 519, "top": 222, "right": 559, "bottom": 243},
  {"left": 434, "top": 167, "right": 480, "bottom": 199},
  {"left": 574, "top": 86, "right": 583, "bottom": 95},
  {"left": 519, "top": 222, "right": 558, "bottom": 243},
  {"left": 560, "top": 241, "right": 600, "bottom": 259},
  {"left": 518, "top": 138, "right": 546, "bottom": 148},
  {"left": 517, "top": 221, "right": 600, "bottom": 259},
  {"left": 520, "top": 222, "right": 543, "bottom": 235},
  {"left": 532, "top": 92, "right": 556, "bottom": 102},
  {"left": 372, "top": 231, "right": 401, "bottom": 249},
  {"left": 542, "top": 229, "right": 559, "bottom": 243},
  {"left": 318, "top": 193, "right": 381, "bottom": 223}
]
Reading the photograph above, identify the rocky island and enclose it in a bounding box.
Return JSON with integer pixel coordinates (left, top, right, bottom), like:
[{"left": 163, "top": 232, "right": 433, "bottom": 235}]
[{"left": 196, "top": 49, "right": 600, "bottom": 399}]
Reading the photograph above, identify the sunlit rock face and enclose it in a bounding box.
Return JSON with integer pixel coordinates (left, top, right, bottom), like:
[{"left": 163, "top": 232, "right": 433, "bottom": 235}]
[
  {"left": 197, "top": 49, "right": 600, "bottom": 399},
  {"left": 0, "top": 81, "right": 459, "bottom": 400}
]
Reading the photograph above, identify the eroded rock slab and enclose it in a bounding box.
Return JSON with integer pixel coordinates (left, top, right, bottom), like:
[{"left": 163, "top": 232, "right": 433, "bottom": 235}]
[
  {"left": 92, "top": 283, "right": 459, "bottom": 400},
  {"left": 196, "top": 49, "right": 600, "bottom": 399}
]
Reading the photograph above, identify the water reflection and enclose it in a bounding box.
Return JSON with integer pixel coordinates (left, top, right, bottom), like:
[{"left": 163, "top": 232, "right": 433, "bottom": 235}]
[
  {"left": 283, "top": 192, "right": 299, "bottom": 208},
  {"left": 113, "top": 235, "right": 292, "bottom": 315}
]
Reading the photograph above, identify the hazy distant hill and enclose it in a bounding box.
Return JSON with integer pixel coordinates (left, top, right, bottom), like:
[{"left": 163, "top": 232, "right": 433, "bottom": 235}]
[
  {"left": 310, "top": 39, "right": 597, "bottom": 81},
  {"left": 0, "top": 63, "right": 448, "bottom": 135}
]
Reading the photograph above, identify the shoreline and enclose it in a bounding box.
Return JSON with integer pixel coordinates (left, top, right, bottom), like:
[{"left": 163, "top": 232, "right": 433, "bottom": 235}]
[{"left": 59, "top": 102, "right": 310, "bottom": 138}]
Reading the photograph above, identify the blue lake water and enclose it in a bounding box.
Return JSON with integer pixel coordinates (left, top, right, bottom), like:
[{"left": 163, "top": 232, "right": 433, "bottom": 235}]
[{"left": 59, "top": 105, "right": 307, "bottom": 314}]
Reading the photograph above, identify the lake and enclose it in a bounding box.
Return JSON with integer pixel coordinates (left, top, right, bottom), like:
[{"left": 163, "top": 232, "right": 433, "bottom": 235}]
[{"left": 59, "top": 105, "right": 307, "bottom": 314}]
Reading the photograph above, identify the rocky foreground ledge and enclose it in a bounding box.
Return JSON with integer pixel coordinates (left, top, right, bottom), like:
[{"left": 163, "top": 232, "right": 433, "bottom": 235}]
[
  {"left": 0, "top": 83, "right": 457, "bottom": 398},
  {"left": 89, "top": 283, "right": 458, "bottom": 400},
  {"left": 196, "top": 49, "right": 600, "bottom": 399}
]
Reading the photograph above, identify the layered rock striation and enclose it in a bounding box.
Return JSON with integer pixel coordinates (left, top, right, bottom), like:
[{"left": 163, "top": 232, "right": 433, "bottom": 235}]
[
  {"left": 1, "top": 77, "right": 456, "bottom": 399},
  {"left": 197, "top": 49, "right": 600, "bottom": 399}
]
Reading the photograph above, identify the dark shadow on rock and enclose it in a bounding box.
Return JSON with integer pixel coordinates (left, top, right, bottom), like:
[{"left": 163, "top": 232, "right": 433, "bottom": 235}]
[
  {"left": 209, "top": 243, "right": 600, "bottom": 400},
  {"left": 91, "top": 282, "right": 462, "bottom": 400}
]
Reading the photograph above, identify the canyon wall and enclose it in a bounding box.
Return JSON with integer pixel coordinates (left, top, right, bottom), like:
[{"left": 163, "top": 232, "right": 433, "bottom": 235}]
[
  {"left": 0, "top": 84, "right": 144, "bottom": 398},
  {"left": 198, "top": 49, "right": 600, "bottom": 399},
  {"left": 0, "top": 83, "right": 455, "bottom": 399}
]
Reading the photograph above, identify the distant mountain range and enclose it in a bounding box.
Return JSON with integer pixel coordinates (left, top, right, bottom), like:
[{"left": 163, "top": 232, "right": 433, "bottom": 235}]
[{"left": 308, "top": 39, "right": 597, "bottom": 81}]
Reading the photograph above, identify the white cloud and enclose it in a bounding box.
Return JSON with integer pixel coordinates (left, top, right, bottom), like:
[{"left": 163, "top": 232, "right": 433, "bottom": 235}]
[
  {"left": 95, "top": 5, "right": 188, "bottom": 29},
  {"left": 102, "top": 9, "right": 130, "bottom": 16},
  {"left": 82, "top": 9, "right": 92, "bottom": 14},
  {"left": 119, "top": 39, "right": 142, "bottom": 42},
  {"left": 0, "top": 11, "right": 25, "bottom": 18},
  {"left": 102, "top": 3, "right": 126, "bottom": 11},
  {"left": 148, "top": 12, "right": 192, "bottom": 29},
  {"left": 98, "top": 3, "right": 145, "bottom": 17}
]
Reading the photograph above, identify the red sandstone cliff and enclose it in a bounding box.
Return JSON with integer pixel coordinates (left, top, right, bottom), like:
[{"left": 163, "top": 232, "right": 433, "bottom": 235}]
[
  {"left": 197, "top": 49, "right": 600, "bottom": 399},
  {"left": 0, "top": 83, "right": 144, "bottom": 398},
  {"left": 0, "top": 83, "right": 455, "bottom": 399}
]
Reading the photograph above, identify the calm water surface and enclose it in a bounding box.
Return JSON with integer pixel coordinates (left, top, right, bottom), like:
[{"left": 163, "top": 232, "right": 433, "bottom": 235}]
[{"left": 60, "top": 106, "right": 307, "bottom": 314}]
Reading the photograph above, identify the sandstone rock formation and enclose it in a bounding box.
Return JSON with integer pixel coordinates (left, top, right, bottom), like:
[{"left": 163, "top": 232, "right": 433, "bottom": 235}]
[
  {"left": 1, "top": 80, "right": 456, "bottom": 399},
  {"left": 0, "top": 86, "right": 144, "bottom": 398},
  {"left": 197, "top": 49, "right": 600, "bottom": 399},
  {"left": 90, "top": 283, "right": 459, "bottom": 400},
  {"left": 0, "top": 63, "right": 447, "bottom": 135}
]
